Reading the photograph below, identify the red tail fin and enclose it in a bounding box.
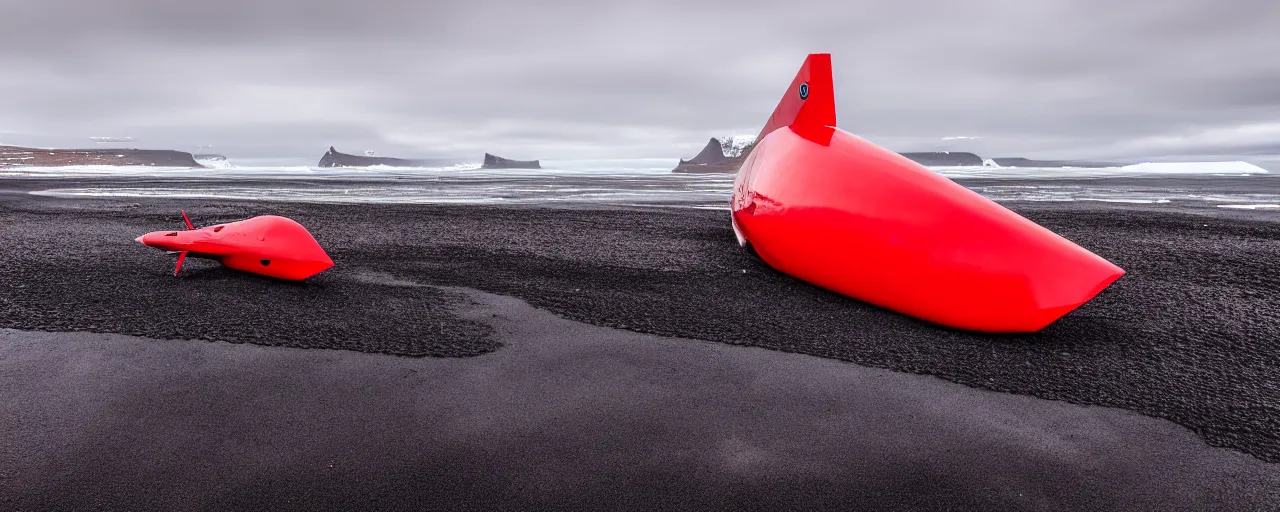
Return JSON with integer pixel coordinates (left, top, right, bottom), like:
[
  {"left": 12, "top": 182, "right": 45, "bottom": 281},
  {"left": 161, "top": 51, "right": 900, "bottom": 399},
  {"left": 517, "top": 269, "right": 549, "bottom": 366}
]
[{"left": 755, "top": 53, "right": 836, "bottom": 143}]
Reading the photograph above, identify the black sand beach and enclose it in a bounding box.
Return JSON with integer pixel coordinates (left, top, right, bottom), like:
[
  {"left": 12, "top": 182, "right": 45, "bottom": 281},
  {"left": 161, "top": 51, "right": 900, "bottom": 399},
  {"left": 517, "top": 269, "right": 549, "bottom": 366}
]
[{"left": 2, "top": 182, "right": 1279, "bottom": 509}]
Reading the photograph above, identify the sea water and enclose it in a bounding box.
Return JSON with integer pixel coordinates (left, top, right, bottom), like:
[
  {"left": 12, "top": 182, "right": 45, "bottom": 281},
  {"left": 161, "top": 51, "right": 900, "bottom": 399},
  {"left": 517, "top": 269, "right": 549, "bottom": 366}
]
[{"left": 8, "top": 158, "right": 1278, "bottom": 211}]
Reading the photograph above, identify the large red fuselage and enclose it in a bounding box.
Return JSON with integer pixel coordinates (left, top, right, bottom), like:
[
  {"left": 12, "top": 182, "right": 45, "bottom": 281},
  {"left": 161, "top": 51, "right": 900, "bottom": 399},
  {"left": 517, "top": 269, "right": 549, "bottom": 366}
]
[
  {"left": 730, "top": 125, "right": 1124, "bottom": 332},
  {"left": 136, "top": 215, "right": 333, "bottom": 280}
]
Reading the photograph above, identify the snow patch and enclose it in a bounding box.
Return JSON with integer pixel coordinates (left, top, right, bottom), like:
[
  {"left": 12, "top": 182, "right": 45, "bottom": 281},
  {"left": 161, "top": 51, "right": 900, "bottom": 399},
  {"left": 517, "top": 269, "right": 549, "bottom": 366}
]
[
  {"left": 195, "top": 156, "right": 234, "bottom": 169},
  {"left": 719, "top": 135, "right": 757, "bottom": 157},
  {"left": 1120, "top": 161, "right": 1268, "bottom": 174}
]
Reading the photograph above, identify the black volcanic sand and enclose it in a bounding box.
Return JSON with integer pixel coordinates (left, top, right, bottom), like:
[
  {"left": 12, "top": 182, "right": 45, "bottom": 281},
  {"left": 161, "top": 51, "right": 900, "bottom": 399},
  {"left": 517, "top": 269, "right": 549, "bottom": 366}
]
[
  {"left": 4, "top": 298, "right": 1279, "bottom": 511},
  {"left": 1, "top": 193, "right": 1279, "bottom": 469}
]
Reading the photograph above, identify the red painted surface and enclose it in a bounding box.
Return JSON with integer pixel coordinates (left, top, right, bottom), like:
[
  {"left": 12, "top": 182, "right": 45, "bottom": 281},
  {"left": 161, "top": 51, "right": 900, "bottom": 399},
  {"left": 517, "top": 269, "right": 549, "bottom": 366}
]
[
  {"left": 136, "top": 212, "right": 334, "bottom": 281},
  {"left": 731, "top": 54, "right": 1124, "bottom": 332}
]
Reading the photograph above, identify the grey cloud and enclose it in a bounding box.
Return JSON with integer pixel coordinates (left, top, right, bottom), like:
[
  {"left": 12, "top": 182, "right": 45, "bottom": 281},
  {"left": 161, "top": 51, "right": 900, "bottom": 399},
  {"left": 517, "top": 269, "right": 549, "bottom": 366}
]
[{"left": 1, "top": 0, "right": 1277, "bottom": 163}]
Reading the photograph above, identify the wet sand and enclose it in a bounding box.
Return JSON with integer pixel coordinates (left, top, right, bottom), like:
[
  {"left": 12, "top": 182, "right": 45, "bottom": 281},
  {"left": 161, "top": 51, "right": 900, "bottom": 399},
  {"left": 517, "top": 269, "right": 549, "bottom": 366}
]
[
  {"left": 4, "top": 292, "right": 1279, "bottom": 511},
  {"left": 1, "top": 188, "right": 1278, "bottom": 509}
]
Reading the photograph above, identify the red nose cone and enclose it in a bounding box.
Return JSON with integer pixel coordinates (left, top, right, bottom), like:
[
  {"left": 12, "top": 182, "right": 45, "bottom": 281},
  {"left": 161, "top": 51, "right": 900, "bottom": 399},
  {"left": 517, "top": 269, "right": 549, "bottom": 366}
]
[{"left": 136, "top": 230, "right": 189, "bottom": 252}]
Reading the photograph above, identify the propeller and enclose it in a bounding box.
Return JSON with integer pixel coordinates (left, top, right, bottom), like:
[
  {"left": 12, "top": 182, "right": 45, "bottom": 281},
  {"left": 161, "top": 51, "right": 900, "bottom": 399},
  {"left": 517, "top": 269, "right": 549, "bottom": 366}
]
[{"left": 175, "top": 210, "right": 193, "bottom": 276}]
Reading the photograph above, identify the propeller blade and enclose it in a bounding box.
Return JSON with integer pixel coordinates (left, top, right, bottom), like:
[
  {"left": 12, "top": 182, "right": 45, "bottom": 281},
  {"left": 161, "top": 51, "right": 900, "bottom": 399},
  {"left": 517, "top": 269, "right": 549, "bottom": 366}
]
[
  {"left": 174, "top": 251, "right": 188, "bottom": 276},
  {"left": 181, "top": 210, "right": 194, "bottom": 230}
]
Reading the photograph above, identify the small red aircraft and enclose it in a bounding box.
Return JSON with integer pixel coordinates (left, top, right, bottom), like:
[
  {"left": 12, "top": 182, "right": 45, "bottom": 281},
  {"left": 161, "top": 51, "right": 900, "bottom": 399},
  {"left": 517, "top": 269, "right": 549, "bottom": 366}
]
[{"left": 135, "top": 211, "right": 334, "bottom": 280}]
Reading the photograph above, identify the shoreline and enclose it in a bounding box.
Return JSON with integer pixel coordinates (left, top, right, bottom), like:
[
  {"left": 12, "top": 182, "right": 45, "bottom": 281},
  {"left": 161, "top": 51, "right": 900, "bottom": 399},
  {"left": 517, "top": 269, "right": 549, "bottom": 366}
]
[{"left": 3, "top": 172, "right": 1277, "bottom": 204}]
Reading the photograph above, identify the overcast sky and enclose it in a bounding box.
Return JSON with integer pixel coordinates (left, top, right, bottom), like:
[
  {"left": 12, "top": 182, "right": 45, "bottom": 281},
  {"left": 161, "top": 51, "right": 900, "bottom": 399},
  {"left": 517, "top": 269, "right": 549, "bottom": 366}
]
[{"left": 1, "top": 0, "right": 1278, "bottom": 164}]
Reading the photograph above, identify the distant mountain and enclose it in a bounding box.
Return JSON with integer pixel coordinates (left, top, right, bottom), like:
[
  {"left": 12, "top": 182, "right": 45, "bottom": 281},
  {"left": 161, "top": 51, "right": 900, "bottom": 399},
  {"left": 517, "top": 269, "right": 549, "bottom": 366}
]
[
  {"left": 672, "top": 137, "right": 748, "bottom": 173},
  {"left": 672, "top": 142, "right": 991, "bottom": 173},
  {"left": 482, "top": 153, "right": 541, "bottom": 169},
  {"left": 317, "top": 146, "right": 456, "bottom": 168},
  {"left": 990, "top": 157, "right": 1125, "bottom": 168},
  {"left": 898, "top": 152, "right": 985, "bottom": 166},
  {"left": 0, "top": 145, "right": 203, "bottom": 168},
  {"left": 669, "top": 132, "right": 1147, "bottom": 174}
]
